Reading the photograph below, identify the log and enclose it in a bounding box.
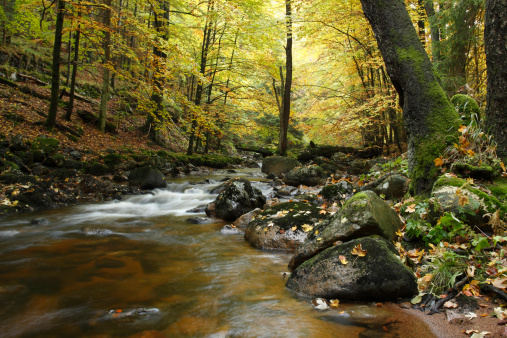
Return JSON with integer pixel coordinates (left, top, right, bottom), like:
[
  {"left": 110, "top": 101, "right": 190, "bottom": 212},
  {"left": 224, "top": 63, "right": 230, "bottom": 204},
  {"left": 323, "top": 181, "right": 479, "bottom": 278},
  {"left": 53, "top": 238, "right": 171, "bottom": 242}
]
[
  {"left": 17, "top": 73, "right": 49, "bottom": 86},
  {"left": 235, "top": 144, "right": 274, "bottom": 157}
]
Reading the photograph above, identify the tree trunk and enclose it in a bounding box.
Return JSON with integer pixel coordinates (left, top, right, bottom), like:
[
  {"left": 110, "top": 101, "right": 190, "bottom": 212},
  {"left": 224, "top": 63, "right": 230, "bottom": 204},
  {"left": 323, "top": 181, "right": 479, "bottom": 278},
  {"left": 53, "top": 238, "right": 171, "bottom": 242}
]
[
  {"left": 485, "top": 0, "right": 507, "bottom": 159},
  {"left": 279, "top": 0, "right": 292, "bottom": 156},
  {"left": 45, "top": 0, "right": 65, "bottom": 130},
  {"left": 423, "top": 0, "right": 440, "bottom": 63},
  {"left": 65, "top": 17, "right": 81, "bottom": 121},
  {"left": 145, "top": 2, "right": 169, "bottom": 144},
  {"left": 187, "top": 0, "right": 214, "bottom": 155},
  {"left": 98, "top": 0, "right": 112, "bottom": 132},
  {"left": 359, "top": 0, "right": 459, "bottom": 193}
]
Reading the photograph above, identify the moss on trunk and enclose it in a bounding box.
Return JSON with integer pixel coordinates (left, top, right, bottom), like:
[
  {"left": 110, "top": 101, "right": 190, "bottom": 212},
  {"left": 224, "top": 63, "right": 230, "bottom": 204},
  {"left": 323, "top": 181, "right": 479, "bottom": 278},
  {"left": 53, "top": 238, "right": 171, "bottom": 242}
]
[{"left": 360, "top": 0, "right": 460, "bottom": 194}]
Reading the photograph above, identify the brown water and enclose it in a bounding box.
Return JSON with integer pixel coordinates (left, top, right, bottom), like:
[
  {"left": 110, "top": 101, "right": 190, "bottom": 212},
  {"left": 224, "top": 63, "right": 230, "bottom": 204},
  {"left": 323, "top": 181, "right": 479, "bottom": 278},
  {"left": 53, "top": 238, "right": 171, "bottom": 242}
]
[{"left": 0, "top": 169, "right": 433, "bottom": 337}]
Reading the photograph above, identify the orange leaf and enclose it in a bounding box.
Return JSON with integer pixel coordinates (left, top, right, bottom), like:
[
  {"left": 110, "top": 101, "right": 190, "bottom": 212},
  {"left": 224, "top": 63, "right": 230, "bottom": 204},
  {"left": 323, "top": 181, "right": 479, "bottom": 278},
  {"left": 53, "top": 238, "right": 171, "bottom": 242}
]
[
  {"left": 339, "top": 255, "right": 348, "bottom": 265},
  {"left": 351, "top": 244, "right": 367, "bottom": 257},
  {"left": 434, "top": 157, "right": 444, "bottom": 167},
  {"left": 458, "top": 125, "right": 467, "bottom": 134}
]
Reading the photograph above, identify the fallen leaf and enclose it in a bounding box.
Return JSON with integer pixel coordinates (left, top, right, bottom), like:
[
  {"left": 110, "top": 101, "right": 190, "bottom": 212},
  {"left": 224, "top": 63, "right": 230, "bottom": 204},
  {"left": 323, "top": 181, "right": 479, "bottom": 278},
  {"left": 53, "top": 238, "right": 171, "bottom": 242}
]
[
  {"left": 301, "top": 224, "right": 313, "bottom": 232},
  {"left": 405, "top": 204, "right": 416, "bottom": 213},
  {"left": 329, "top": 299, "right": 339, "bottom": 308},
  {"left": 312, "top": 298, "right": 329, "bottom": 310},
  {"left": 351, "top": 244, "right": 367, "bottom": 257},
  {"left": 467, "top": 265, "right": 476, "bottom": 277},
  {"left": 339, "top": 255, "right": 348, "bottom": 265},
  {"left": 319, "top": 210, "right": 328, "bottom": 214},
  {"left": 434, "top": 157, "right": 444, "bottom": 167},
  {"left": 444, "top": 301, "right": 458, "bottom": 309},
  {"left": 465, "top": 312, "right": 477, "bottom": 320},
  {"left": 470, "top": 331, "right": 490, "bottom": 338},
  {"left": 493, "top": 307, "right": 507, "bottom": 320},
  {"left": 291, "top": 226, "right": 297, "bottom": 231}
]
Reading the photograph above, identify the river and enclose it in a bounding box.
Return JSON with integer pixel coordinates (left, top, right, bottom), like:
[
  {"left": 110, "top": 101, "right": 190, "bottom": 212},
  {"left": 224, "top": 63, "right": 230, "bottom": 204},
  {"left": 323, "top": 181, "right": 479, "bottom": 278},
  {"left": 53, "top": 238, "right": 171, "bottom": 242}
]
[{"left": 0, "top": 168, "right": 435, "bottom": 337}]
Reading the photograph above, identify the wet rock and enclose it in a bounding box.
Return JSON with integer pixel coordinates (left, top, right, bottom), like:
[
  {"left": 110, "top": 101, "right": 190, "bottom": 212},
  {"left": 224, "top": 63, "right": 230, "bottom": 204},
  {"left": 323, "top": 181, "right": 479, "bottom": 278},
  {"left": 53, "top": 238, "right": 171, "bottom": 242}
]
[
  {"left": 319, "top": 180, "right": 354, "bottom": 201},
  {"left": 211, "top": 177, "right": 266, "bottom": 222},
  {"left": 283, "top": 165, "right": 326, "bottom": 187},
  {"left": 31, "top": 218, "right": 49, "bottom": 225},
  {"left": 286, "top": 236, "right": 418, "bottom": 301},
  {"left": 244, "top": 201, "right": 328, "bottom": 252},
  {"left": 81, "top": 227, "right": 114, "bottom": 235},
  {"left": 221, "top": 224, "right": 241, "bottom": 234},
  {"left": 331, "top": 152, "right": 353, "bottom": 164},
  {"left": 373, "top": 174, "right": 408, "bottom": 199},
  {"left": 261, "top": 156, "right": 300, "bottom": 177},
  {"left": 186, "top": 217, "right": 214, "bottom": 224},
  {"left": 128, "top": 166, "right": 166, "bottom": 190},
  {"left": 186, "top": 205, "right": 207, "bottom": 213},
  {"left": 289, "top": 191, "right": 403, "bottom": 270},
  {"left": 275, "top": 185, "right": 298, "bottom": 197},
  {"left": 232, "top": 208, "right": 262, "bottom": 229},
  {"left": 269, "top": 178, "right": 284, "bottom": 188}
]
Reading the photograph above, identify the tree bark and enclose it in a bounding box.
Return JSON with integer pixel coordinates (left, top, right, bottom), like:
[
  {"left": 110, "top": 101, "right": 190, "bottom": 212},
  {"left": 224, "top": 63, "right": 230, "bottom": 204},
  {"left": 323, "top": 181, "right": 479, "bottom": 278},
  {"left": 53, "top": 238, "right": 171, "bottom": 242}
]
[
  {"left": 485, "top": 0, "right": 507, "bottom": 159},
  {"left": 65, "top": 13, "right": 81, "bottom": 121},
  {"left": 45, "top": 0, "right": 66, "bottom": 130},
  {"left": 359, "top": 0, "right": 459, "bottom": 193},
  {"left": 98, "top": 0, "right": 112, "bottom": 132},
  {"left": 279, "top": 0, "right": 292, "bottom": 156},
  {"left": 187, "top": 0, "right": 214, "bottom": 155},
  {"left": 145, "top": 1, "right": 169, "bottom": 144},
  {"left": 423, "top": 0, "right": 440, "bottom": 63}
]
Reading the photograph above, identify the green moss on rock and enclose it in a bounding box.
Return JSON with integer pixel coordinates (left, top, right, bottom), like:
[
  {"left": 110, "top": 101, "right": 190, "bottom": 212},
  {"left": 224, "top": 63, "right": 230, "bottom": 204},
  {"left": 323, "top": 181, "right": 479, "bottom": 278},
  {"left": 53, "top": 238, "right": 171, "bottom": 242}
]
[
  {"left": 451, "top": 94, "right": 481, "bottom": 124},
  {"left": 31, "top": 137, "right": 59, "bottom": 155}
]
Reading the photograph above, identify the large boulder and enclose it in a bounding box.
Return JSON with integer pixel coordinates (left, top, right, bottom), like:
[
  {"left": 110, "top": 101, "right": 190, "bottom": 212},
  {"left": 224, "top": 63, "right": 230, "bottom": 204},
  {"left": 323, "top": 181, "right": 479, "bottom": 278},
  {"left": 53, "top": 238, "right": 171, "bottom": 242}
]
[
  {"left": 128, "top": 166, "right": 166, "bottom": 190},
  {"left": 261, "top": 156, "right": 300, "bottom": 177},
  {"left": 213, "top": 178, "right": 266, "bottom": 221},
  {"left": 244, "top": 201, "right": 329, "bottom": 252},
  {"left": 289, "top": 191, "right": 402, "bottom": 269},
  {"left": 286, "top": 236, "right": 417, "bottom": 301},
  {"left": 373, "top": 174, "right": 409, "bottom": 200},
  {"left": 283, "top": 165, "right": 326, "bottom": 187}
]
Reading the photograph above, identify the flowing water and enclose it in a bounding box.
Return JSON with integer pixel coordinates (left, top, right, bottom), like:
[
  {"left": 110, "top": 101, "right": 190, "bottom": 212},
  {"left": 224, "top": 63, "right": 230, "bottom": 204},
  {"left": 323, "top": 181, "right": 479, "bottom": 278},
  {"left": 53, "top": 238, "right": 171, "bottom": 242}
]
[{"left": 0, "top": 169, "right": 434, "bottom": 337}]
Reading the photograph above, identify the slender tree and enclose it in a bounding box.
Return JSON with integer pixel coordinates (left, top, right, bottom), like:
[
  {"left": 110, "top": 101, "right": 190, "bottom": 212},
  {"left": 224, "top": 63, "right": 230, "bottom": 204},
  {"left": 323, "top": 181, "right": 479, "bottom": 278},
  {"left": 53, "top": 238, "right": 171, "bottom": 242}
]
[
  {"left": 279, "top": 0, "right": 292, "bottom": 156},
  {"left": 98, "top": 0, "right": 112, "bottom": 132},
  {"left": 485, "top": 0, "right": 507, "bottom": 159},
  {"left": 46, "top": 0, "right": 66, "bottom": 130}
]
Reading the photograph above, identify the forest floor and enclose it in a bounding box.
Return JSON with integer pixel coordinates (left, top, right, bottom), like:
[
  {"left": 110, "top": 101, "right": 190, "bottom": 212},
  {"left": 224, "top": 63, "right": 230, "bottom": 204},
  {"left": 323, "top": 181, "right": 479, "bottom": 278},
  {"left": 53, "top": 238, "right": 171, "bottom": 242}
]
[{"left": 0, "top": 78, "right": 506, "bottom": 337}]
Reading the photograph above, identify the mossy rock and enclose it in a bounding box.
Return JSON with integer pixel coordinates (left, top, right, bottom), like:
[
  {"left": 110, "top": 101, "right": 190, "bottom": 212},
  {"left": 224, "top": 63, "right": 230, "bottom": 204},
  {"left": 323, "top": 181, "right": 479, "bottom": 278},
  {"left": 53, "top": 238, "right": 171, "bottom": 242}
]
[
  {"left": 433, "top": 175, "right": 506, "bottom": 218},
  {"left": 261, "top": 156, "right": 300, "bottom": 177},
  {"left": 31, "top": 137, "right": 60, "bottom": 155},
  {"left": 450, "top": 94, "right": 481, "bottom": 125},
  {"left": 101, "top": 153, "right": 123, "bottom": 166},
  {"left": 283, "top": 165, "right": 326, "bottom": 187},
  {"left": 88, "top": 162, "right": 110, "bottom": 176},
  {"left": 289, "top": 191, "right": 402, "bottom": 270},
  {"left": 451, "top": 161, "right": 500, "bottom": 180},
  {"left": 286, "top": 236, "right": 418, "bottom": 301},
  {"left": 245, "top": 201, "right": 329, "bottom": 252}
]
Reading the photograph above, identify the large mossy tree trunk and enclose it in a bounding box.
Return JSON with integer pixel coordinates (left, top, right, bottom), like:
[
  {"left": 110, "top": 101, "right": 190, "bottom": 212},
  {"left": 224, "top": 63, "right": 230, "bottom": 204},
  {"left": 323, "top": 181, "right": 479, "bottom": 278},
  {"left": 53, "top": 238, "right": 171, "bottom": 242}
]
[
  {"left": 359, "top": 0, "right": 459, "bottom": 194},
  {"left": 485, "top": 0, "right": 507, "bottom": 160}
]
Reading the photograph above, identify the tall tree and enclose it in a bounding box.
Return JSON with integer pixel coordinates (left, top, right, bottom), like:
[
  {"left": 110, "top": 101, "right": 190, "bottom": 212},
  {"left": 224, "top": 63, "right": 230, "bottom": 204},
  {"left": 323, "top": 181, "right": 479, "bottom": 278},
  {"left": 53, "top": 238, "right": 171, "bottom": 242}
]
[
  {"left": 279, "top": 0, "right": 292, "bottom": 156},
  {"left": 45, "top": 0, "right": 66, "bottom": 130},
  {"left": 359, "top": 0, "right": 459, "bottom": 193},
  {"left": 98, "top": 0, "right": 112, "bottom": 132},
  {"left": 485, "top": 0, "right": 507, "bottom": 159}
]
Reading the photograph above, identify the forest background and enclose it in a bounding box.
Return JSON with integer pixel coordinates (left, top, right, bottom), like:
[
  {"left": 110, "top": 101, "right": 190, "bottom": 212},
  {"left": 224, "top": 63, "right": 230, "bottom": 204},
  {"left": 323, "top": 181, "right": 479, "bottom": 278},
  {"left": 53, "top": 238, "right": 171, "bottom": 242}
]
[{"left": 0, "top": 0, "right": 491, "bottom": 158}]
